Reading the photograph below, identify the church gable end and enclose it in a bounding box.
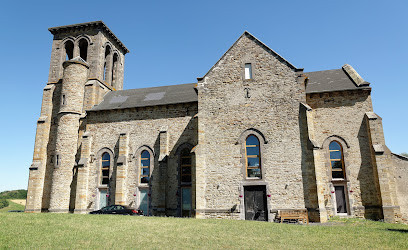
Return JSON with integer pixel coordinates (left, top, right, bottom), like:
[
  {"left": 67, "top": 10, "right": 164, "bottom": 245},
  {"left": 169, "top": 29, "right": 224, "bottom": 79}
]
[{"left": 195, "top": 32, "right": 308, "bottom": 219}]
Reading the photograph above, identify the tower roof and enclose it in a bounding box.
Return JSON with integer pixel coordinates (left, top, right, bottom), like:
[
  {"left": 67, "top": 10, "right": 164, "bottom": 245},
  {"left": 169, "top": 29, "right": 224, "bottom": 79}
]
[{"left": 48, "top": 21, "right": 129, "bottom": 54}]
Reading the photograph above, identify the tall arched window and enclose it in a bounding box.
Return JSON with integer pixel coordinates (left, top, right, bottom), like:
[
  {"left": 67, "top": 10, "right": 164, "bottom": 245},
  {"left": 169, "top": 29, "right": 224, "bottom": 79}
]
[
  {"left": 78, "top": 38, "right": 88, "bottom": 61},
  {"left": 140, "top": 150, "right": 150, "bottom": 183},
  {"left": 100, "top": 152, "right": 110, "bottom": 185},
  {"left": 103, "top": 46, "right": 111, "bottom": 82},
  {"left": 245, "top": 135, "right": 261, "bottom": 178},
  {"left": 65, "top": 40, "right": 74, "bottom": 61},
  {"left": 329, "top": 141, "right": 345, "bottom": 179},
  {"left": 180, "top": 149, "right": 192, "bottom": 183},
  {"left": 180, "top": 148, "right": 192, "bottom": 217},
  {"left": 111, "top": 53, "right": 118, "bottom": 87}
]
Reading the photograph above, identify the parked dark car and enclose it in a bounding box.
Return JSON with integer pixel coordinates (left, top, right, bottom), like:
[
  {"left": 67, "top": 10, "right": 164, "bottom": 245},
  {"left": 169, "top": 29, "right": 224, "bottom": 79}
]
[{"left": 89, "top": 205, "right": 143, "bottom": 215}]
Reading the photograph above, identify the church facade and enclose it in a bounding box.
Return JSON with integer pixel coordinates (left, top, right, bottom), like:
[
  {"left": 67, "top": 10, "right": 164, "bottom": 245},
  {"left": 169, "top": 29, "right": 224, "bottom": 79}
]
[{"left": 25, "top": 21, "right": 408, "bottom": 223}]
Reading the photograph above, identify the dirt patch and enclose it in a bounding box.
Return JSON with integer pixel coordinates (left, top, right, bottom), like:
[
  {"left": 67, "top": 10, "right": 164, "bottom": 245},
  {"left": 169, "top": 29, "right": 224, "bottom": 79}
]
[{"left": 10, "top": 199, "right": 26, "bottom": 206}]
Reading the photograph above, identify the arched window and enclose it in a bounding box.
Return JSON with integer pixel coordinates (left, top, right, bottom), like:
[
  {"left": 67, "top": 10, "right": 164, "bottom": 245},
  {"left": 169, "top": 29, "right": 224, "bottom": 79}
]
[
  {"left": 65, "top": 40, "right": 74, "bottom": 61},
  {"left": 111, "top": 53, "right": 118, "bottom": 87},
  {"left": 329, "top": 141, "right": 345, "bottom": 179},
  {"left": 100, "top": 152, "right": 110, "bottom": 185},
  {"left": 103, "top": 46, "right": 111, "bottom": 81},
  {"left": 103, "top": 62, "right": 107, "bottom": 81},
  {"left": 245, "top": 135, "right": 261, "bottom": 178},
  {"left": 140, "top": 150, "right": 150, "bottom": 183},
  {"left": 180, "top": 149, "right": 192, "bottom": 183},
  {"left": 180, "top": 148, "right": 192, "bottom": 217},
  {"left": 78, "top": 38, "right": 88, "bottom": 61}
]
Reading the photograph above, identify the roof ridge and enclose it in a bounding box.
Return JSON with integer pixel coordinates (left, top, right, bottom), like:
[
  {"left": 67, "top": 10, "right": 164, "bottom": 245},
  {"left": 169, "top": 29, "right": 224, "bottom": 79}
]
[{"left": 305, "top": 68, "right": 342, "bottom": 73}]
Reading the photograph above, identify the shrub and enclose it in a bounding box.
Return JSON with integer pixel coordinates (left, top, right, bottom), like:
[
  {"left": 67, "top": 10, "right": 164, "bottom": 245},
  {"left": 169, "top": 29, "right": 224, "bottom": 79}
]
[{"left": 0, "top": 199, "right": 9, "bottom": 209}]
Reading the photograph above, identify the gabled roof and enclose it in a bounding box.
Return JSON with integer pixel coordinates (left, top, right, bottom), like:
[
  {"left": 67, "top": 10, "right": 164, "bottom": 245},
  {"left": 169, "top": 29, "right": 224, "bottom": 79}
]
[
  {"left": 48, "top": 21, "right": 129, "bottom": 54},
  {"left": 90, "top": 83, "right": 197, "bottom": 111},
  {"left": 305, "top": 67, "right": 371, "bottom": 94},
  {"left": 198, "top": 31, "right": 303, "bottom": 81}
]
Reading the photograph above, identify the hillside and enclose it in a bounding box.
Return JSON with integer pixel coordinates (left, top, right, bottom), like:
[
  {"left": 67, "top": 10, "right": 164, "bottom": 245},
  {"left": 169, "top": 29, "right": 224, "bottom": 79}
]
[{"left": 0, "top": 190, "right": 27, "bottom": 199}]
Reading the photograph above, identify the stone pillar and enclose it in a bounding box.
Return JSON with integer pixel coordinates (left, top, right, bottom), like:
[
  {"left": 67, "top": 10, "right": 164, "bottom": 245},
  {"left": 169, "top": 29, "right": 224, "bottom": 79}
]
[
  {"left": 83, "top": 81, "right": 96, "bottom": 111},
  {"left": 195, "top": 96, "right": 207, "bottom": 219},
  {"left": 74, "top": 132, "right": 92, "bottom": 214},
  {"left": 115, "top": 133, "right": 128, "bottom": 205},
  {"left": 312, "top": 149, "right": 329, "bottom": 223},
  {"left": 159, "top": 128, "right": 169, "bottom": 162},
  {"left": 303, "top": 103, "right": 328, "bottom": 222},
  {"left": 73, "top": 44, "right": 79, "bottom": 59},
  {"left": 49, "top": 57, "right": 89, "bottom": 213},
  {"left": 365, "top": 112, "right": 401, "bottom": 223},
  {"left": 26, "top": 85, "right": 55, "bottom": 212},
  {"left": 155, "top": 128, "right": 168, "bottom": 214}
]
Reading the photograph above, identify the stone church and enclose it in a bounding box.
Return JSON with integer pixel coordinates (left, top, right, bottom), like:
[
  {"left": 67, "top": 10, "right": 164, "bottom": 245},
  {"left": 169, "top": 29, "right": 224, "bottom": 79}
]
[{"left": 26, "top": 21, "right": 408, "bottom": 223}]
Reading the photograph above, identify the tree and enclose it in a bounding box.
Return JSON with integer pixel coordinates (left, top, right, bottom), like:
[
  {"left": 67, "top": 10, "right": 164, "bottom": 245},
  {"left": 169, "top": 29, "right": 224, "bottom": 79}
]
[{"left": 401, "top": 152, "right": 408, "bottom": 157}]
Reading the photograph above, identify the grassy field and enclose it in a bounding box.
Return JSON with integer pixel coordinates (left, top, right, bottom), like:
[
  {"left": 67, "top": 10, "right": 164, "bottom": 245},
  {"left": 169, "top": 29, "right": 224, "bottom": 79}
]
[
  {"left": 0, "top": 199, "right": 25, "bottom": 213},
  {"left": 0, "top": 202, "right": 407, "bottom": 249}
]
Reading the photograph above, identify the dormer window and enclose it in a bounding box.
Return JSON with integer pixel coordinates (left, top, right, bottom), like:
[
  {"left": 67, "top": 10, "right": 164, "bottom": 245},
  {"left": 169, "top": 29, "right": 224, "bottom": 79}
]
[{"left": 245, "top": 63, "right": 252, "bottom": 80}]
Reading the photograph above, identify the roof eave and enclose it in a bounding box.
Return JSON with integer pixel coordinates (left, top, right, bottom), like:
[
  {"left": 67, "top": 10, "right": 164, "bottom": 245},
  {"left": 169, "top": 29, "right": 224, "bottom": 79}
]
[
  {"left": 48, "top": 21, "right": 130, "bottom": 54},
  {"left": 88, "top": 100, "right": 198, "bottom": 113},
  {"left": 306, "top": 86, "right": 372, "bottom": 95}
]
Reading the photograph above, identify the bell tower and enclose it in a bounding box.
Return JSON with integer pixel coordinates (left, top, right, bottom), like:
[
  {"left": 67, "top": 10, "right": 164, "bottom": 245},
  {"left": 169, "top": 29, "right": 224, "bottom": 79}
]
[
  {"left": 25, "top": 21, "right": 129, "bottom": 213},
  {"left": 47, "top": 21, "right": 129, "bottom": 91}
]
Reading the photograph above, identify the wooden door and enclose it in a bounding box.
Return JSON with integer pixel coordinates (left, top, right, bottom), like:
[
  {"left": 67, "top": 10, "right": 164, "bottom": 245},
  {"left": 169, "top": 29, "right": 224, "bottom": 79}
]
[
  {"left": 335, "top": 186, "right": 348, "bottom": 214},
  {"left": 244, "top": 186, "right": 268, "bottom": 221}
]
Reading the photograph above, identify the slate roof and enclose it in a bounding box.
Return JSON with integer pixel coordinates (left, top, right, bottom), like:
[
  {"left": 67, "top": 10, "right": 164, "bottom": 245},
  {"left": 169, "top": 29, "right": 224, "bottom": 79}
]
[
  {"left": 90, "top": 83, "right": 197, "bottom": 111},
  {"left": 90, "top": 68, "right": 371, "bottom": 111},
  {"left": 305, "top": 68, "right": 370, "bottom": 94}
]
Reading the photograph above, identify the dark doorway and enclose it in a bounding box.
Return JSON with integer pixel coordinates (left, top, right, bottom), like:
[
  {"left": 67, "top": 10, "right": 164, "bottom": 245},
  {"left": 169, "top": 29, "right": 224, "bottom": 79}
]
[
  {"left": 335, "top": 186, "right": 348, "bottom": 214},
  {"left": 244, "top": 185, "right": 268, "bottom": 221}
]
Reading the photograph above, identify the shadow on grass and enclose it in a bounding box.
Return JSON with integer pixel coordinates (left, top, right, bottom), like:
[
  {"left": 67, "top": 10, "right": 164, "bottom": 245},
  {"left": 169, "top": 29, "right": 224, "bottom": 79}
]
[{"left": 386, "top": 228, "right": 408, "bottom": 233}]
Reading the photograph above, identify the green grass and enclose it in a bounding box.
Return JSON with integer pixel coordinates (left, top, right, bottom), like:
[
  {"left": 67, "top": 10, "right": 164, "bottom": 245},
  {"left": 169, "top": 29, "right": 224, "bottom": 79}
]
[
  {"left": 0, "top": 212, "right": 407, "bottom": 249},
  {"left": 0, "top": 200, "right": 25, "bottom": 213}
]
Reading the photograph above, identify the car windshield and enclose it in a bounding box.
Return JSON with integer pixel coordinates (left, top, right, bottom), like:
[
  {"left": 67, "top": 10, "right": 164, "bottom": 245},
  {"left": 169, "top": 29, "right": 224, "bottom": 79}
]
[{"left": 101, "top": 206, "right": 114, "bottom": 211}]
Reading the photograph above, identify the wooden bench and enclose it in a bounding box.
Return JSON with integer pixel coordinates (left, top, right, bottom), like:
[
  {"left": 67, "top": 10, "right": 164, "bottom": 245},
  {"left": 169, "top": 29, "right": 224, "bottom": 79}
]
[{"left": 278, "top": 209, "right": 309, "bottom": 224}]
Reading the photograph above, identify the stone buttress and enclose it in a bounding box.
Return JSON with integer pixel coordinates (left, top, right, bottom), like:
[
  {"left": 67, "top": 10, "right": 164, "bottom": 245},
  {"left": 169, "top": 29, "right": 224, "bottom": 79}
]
[
  {"left": 25, "top": 85, "right": 55, "bottom": 212},
  {"left": 365, "top": 112, "right": 402, "bottom": 223}
]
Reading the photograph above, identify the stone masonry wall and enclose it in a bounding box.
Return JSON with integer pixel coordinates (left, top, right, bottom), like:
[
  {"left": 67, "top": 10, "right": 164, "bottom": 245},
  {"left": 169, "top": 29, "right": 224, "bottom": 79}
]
[
  {"left": 197, "top": 33, "right": 307, "bottom": 220},
  {"left": 48, "top": 27, "right": 125, "bottom": 90},
  {"left": 306, "top": 90, "right": 383, "bottom": 219},
  {"left": 83, "top": 103, "right": 197, "bottom": 213},
  {"left": 392, "top": 154, "right": 408, "bottom": 222}
]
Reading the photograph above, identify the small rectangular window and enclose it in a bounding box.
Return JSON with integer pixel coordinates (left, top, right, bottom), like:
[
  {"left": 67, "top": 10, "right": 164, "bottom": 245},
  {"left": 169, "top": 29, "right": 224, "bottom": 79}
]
[
  {"left": 62, "top": 95, "right": 66, "bottom": 106},
  {"left": 245, "top": 63, "right": 252, "bottom": 79},
  {"left": 55, "top": 155, "right": 59, "bottom": 167}
]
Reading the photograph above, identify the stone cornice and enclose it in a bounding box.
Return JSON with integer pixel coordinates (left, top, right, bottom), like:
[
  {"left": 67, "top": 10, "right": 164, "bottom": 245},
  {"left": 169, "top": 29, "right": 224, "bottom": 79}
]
[{"left": 48, "top": 21, "right": 129, "bottom": 54}]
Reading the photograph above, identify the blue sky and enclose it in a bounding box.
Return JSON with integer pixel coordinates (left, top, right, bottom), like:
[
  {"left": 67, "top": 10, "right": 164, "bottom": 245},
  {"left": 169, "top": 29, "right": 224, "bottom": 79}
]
[{"left": 0, "top": 0, "right": 407, "bottom": 192}]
